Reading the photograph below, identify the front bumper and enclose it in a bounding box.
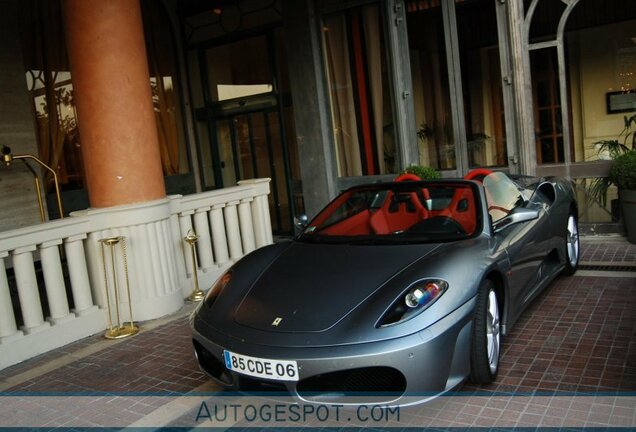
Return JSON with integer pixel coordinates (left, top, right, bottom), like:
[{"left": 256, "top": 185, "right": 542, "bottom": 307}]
[{"left": 191, "top": 297, "right": 475, "bottom": 405}]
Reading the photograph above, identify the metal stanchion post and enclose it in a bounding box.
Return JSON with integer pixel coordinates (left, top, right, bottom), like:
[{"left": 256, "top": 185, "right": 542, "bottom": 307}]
[
  {"left": 99, "top": 236, "right": 139, "bottom": 339},
  {"left": 184, "top": 230, "right": 205, "bottom": 302}
]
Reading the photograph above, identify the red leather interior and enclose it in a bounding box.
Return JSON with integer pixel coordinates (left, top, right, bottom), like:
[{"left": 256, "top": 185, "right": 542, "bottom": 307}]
[
  {"left": 430, "top": 187, "right": 477, "bottom": 235},
  {"left": 319, "top": 210, "right": 372, "bottom": 235},
  {"left": 370, "top": 192, "right": 429, "bottom": 234},
  {"left": 313, "top": 185, "right": 477, "bottom": 237},
  {"left": 394, "top": 173, "right": 421, "bottom": 182}
]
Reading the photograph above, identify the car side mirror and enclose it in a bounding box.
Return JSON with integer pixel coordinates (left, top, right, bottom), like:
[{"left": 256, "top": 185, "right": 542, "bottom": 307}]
[
  {"left": 293, "top": 214, "right": 309, "bottom": 236},
  {"left": 493, "top": 207, "right": 539, "bottom": 234}
]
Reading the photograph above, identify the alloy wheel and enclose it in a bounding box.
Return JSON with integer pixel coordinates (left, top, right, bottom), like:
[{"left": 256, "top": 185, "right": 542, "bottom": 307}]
[{"left": 486, "top": 289, "right": 500, "bottom": 374}]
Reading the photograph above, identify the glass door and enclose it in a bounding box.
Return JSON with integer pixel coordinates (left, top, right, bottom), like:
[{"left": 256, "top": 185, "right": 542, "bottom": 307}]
[
  {"left": 406, "top": 0, "right": 513, "bottom": 176},
  {"left": 191, "top": 31, "right": 301, "bottom": 234},
  {"left": 209, "top": 110, "right": 293, "bottom": 234}
]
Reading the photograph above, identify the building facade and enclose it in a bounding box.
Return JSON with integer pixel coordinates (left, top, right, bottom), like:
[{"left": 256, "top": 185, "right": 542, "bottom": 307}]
[{"left": 1, "top": 0, "right": 635, "bottom": 234}]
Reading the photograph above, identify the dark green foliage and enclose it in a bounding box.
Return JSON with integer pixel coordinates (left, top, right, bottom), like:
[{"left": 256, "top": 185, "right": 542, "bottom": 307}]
[
  {"left": 588, "top": 113, "right": 636, "bottom": 205},
  {"left": 401, "top": 165, "right": 441, "bottom": 180},
  {"left": 609, "top": 150, "right": 636, "bottom": 191}
]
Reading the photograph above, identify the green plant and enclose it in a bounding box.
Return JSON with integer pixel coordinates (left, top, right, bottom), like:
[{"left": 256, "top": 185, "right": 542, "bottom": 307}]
[
  {"left": 416, "top": 122, "right": 433, "bottom": 143},
  {"left": 401, "top": 165, "right": 441, "bottom": 180},
  {"left": 609, "top": 150, "right": 636, "bottom": 190},
  {"left": 588, "top": 113, "right": 636, "bottom": 206}
]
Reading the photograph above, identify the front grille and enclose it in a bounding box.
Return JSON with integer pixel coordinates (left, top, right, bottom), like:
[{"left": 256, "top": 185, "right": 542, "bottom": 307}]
[
  {"left": 297, "top": 366, "right": 406, "bottom": 400},
  {"left": 192, "top": 340, "right": 232, "bottom": 385},
  {"left": 236, "top": 375, "right": 291, "bottom": 394}
]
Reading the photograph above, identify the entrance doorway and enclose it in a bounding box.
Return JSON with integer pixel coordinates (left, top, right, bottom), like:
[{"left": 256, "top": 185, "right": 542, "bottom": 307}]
[
  {"left": 205, "top": 106, "right": 294, "bottom": 234},
  {"left": 191, "top": 31, "right": 301, "bottom": 234}
]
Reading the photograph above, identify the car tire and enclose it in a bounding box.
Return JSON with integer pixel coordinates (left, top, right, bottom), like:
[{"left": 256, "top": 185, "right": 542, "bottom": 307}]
[
  {"left": 470, "top": 279, "right": 500, "bottom": 384},
  {"left": 561, "top": 212, "right": 580, "bottom": 276}
]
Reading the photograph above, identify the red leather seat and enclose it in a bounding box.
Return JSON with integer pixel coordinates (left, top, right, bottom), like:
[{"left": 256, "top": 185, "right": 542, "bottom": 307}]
[{"left": 370, "top": 192, "right": 429, "bottom": 234}]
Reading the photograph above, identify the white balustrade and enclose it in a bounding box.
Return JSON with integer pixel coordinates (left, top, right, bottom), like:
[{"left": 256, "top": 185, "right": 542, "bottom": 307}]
[
  {"left": 238, "top": 198, "right": 256, "bottom": 254},
  {"left": 64, "top": 235, "right": 96, "bottom": 316},
  {"left": 193, "top": 208, "right": 215, "bottom": 270},
  {"left": 0, "top": 254, "right": 20, "bottom": 341},
  {"left": 0, "top": 177, "right": 273, "bottom": 370},
  {"left": 12, "top": 246, "right": 49, "bottom": 334},
  {"left": 209, "top": 205, "right": 229, "bottom": 265},
  {"left": 224, "top": 201, "right": 243, "bottom": 261},
  {"left": 40, "top": 240, "right": 72, "bottom": 324},
  {"left": 239, "top": 179, "right": 274, "bottom": 247}
]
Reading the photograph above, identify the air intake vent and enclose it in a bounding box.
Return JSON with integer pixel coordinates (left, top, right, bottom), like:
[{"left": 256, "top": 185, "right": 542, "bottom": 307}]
[{"left": 297, "top": 366, "right": 406, "bottom": 402}]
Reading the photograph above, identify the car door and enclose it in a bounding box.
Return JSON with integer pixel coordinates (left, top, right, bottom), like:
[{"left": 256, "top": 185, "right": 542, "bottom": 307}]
[
  {"left": 483, "top": 173, "right": 551, "bottom": 319},
  {"left": 498, "top": 201, "right": 552, "bottom": 315}
]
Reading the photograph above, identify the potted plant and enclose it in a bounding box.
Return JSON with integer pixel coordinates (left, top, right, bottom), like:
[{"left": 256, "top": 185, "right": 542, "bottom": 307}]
[
  {"left": 609, "top": 150, "right": 636, "bottom": 243},
  {"left": 401, "top": 165, "right": 441, "bottom": 180},
  {"left": 588, "top": 113, "right": 636, "bottom": 215}
]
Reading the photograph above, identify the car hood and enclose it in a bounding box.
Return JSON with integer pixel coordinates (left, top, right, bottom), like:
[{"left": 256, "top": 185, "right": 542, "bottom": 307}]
[{"left": 233, "top": 241, "right": 441, "bottom": 333}]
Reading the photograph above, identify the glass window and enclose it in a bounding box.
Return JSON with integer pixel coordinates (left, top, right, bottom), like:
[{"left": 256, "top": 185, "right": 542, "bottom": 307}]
[
  {"left": 322, "top": 4, "right": 396, "bottom": 177},
  {"left": 19, "top": 0, "right": 191, "bottom": 195},
  {"left": 565, "top": 11, "right": 636, "bottom": 164},
  {"left": 530, "top": 48, "right": 564, "bottom": 164},
  {"left": 20, "top": 1, "right": 83, "bottom": 191},
  {"left": 205, "top": 36, "right": 273, "bottom": 102},
  {"left": 455, "top": 0, "right": 508, "bottom": 168},
  {"left": 143, "top": 1, "right": 191, "bottom": 178},
  {"left": 407, "top": 2, "right": 456, "bottom": 170}
]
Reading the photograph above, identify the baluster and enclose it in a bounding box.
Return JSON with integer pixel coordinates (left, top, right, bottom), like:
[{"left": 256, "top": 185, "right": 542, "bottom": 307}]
[
  {"left": 224, "top": 201, "right": 243, "bottom": 260},
  {"left": 0, "top": 253, "right": 22, "bottom": 341},
  {"left": 209, "top": 204, "right": 229, "bottom": 265},
  {"left": 238, "top": 198, "right": 256, "bottom": 254},
  {"left": 239, "top": 179, "right": 273, "bottom": 246},
  {"left": 193, "top": 208, "right": 215, "bottom": 269},
  {"left": 64, "top": 234, "right": 96, "bottom": 316},
  {"left": 40, "top": 240, "right": 73, "bottom": 324},
  {"left": 257, "top": 194, "right": 274, "bottom": 244},
  {"left": 178, "top": 211, "right": 195, "bottom": 276},
  {"left": 252, "top": 195, "right": 273, "bottom": 247},
  {"left": 250, "top": 195, "right": 267, "bottom": 248},
  {"left": 12, "top": 246, "right": 50, "bottom": 334}
]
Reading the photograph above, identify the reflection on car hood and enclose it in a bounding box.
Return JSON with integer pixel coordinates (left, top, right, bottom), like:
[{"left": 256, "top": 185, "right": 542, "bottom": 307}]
[{"left": 233, "top": 242, "right": 441, "bottom": 333}]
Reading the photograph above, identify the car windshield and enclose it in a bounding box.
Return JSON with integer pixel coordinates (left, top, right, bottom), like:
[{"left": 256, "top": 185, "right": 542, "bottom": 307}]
[{"left": 298, "top": 181, "right": 481, "bottom": 244}]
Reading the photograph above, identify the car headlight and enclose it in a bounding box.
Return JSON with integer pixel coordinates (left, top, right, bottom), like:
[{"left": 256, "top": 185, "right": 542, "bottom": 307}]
[
  {"left": 204, "top": 271, "right": 232, "bottom": 308},
  {"left": 377, "top": 279, "right": 448, "bottom": 327}
]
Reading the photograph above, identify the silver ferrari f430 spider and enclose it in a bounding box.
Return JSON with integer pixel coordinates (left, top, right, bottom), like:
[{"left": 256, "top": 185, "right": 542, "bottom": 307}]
[{"left": 191, "top": 169, "right": 579, "bottom": 405}]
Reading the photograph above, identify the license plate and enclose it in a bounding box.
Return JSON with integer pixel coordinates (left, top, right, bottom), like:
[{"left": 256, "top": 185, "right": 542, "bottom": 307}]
[{"left": 223, "top": 350, "right": 299, "bottom": 381}]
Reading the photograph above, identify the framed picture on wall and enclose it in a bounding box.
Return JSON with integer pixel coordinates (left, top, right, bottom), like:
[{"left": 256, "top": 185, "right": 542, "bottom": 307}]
[{"left": 606, "top": 90, "right": 636, "bottom": 114}]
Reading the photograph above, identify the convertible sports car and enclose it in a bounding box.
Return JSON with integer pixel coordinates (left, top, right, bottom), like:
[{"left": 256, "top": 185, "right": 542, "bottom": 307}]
[{"left": 191, "top": 169, "right": 579, "bottom": 405}]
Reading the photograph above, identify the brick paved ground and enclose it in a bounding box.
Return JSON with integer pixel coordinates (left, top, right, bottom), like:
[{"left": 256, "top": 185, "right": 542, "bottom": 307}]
[
  {"left": 0, "top": 237, "right": 634, "bottom": 428},
  {"left": 580, "top": 237, "right": 636, "bottom": 264}
]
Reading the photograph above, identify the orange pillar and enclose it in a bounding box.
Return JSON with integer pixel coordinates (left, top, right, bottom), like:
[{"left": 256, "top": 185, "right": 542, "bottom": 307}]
[{"left": 63, "top": 0, "right": 165, "bottom": 208}]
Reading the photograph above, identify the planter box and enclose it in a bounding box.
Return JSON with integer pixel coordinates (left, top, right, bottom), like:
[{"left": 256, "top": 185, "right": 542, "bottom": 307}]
[{"left": 620, "top": 188, "right": 636, "bottom": 244}]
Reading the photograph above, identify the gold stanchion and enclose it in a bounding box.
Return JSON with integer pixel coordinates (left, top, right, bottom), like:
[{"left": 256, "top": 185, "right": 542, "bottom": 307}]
[
  {"left": 184, "top": 230, "right": 205, "bottom": 302},
  {"left": 99, "top": 236, "right": 139, "bottom": 339},
  {"left": 2, "top": 146, "right": 64, "bottom": 221}
]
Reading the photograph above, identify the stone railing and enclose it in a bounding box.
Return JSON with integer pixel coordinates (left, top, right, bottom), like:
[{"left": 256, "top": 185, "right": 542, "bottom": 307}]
[{"left": 0, "top": 178, "right": 273, "bottom": 370}]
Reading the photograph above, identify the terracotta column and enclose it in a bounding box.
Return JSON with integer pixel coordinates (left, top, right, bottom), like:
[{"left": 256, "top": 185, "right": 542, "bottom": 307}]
[{"left": 63, "top": 0, "right": 165, "bottom": 208}]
